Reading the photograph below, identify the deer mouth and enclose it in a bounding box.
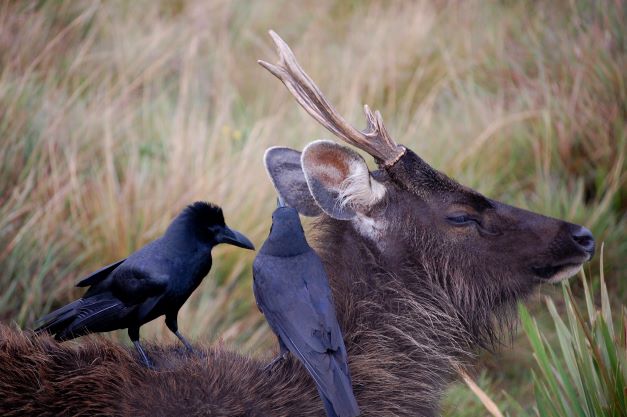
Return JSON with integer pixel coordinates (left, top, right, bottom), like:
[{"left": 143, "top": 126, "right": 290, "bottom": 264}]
[{"left": 532, "top": 262, "right": 584, "bottom": 283}]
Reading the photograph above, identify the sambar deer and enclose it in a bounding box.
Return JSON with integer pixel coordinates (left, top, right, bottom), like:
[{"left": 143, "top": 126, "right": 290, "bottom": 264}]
[{"left": 0, "top": 32, "right": 594, "bottom": 417}]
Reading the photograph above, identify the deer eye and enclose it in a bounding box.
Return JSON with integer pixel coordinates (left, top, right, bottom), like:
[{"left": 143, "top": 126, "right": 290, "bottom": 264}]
[{"left": 446, "top": 214, "right": 478, "bottom": 226}]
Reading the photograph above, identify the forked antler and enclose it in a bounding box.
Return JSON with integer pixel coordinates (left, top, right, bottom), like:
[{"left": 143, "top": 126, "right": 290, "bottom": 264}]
[{"left": 258, "top": 30, "right": 406, "bottom": 168}]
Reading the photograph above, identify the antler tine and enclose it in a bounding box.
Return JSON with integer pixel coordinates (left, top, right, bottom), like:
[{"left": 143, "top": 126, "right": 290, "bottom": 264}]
[{"left": 258, "top": 30, "right": 406, "bottom": 167}]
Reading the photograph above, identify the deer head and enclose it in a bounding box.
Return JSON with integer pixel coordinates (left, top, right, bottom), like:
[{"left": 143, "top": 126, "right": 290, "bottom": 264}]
[{"left": 259, "top": 32, "right": 595, "bottom": 328}]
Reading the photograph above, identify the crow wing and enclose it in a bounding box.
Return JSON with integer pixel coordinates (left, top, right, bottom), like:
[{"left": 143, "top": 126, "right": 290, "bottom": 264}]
[
  {"left": 55, "top": 296, "right": 131, "bottom": 340},
  {"left": 38, "top": 256, "right": 170, "bottom": 339},
  {"left": 109, "top": 264, "right": 169, "bottom": 304},
  {"left": 75, "top": 259, "right": 126, "bottom": 287},
  {"left": 83, "top": 240, "right": 171, "bottom": 309},
  {"left": 253, "top": 250, "right": 357, "bottom": 416},
  {"left": 36, "top": 295, "right": 134, "bottom": 340},
  {"left": 254, "top": 251, "right": 343, "bottom": 354}
]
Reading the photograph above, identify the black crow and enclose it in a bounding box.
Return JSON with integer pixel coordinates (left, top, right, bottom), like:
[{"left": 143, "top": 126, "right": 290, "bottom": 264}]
[
  {"left": 36, "top": 201, "right": 254, "bottom": 367},
  {"left": 253, "top": 201, "right": 360, "bottom": 417}
]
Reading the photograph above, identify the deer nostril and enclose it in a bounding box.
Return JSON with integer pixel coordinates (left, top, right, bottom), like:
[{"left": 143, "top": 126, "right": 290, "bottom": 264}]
[{"left": 572, "top": 226, "right": 595, "bottom": 256}]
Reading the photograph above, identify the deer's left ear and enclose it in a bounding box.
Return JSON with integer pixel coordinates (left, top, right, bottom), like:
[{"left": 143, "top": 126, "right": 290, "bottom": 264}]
[
  {"left": 301, "top": 140, "right": 386, "bottom": 220},
  {"left": 264, "top": 147, "right": 323, "bottom": 217}
]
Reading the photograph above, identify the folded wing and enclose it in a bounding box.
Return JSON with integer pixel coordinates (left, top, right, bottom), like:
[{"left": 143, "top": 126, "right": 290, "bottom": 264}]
[{"left": 254, "top": 252, "right": 359, "bottom": 417}]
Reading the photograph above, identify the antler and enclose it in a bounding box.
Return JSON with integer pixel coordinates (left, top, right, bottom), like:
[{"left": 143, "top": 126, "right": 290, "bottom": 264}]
[{"left": 258, "top": 30, "right": 406, "bottom": 168}]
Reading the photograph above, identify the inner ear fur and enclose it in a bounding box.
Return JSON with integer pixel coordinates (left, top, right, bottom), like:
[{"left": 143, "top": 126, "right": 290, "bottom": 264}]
[{"left": 301, "top": 140, "right": 386, "bottom": 220}]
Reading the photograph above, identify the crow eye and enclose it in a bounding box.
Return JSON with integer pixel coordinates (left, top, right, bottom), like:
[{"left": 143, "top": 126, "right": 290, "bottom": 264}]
[{"left": 447, "top": 214, "right": 478, "bottom": 226}]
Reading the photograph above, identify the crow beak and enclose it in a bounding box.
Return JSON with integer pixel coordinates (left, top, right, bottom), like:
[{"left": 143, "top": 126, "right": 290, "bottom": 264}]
[{"left": 216, "top": 226, "right": 255, "bottom": 250}]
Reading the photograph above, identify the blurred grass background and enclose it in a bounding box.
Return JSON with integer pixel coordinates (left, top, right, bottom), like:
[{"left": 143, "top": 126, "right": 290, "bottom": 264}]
[{"left": 0, "top": 0, "right": 624, "bottom": 415}]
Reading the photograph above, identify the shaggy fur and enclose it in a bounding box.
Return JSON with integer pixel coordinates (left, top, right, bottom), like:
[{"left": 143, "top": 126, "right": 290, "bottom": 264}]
[{"left": 0, "top": 214, "right": 529, "bottom": 417}]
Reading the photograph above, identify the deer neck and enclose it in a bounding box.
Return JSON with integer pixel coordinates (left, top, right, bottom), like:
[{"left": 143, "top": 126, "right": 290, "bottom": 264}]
[{"left": 307, "top": 217, "right": 481, "bottom": 415}]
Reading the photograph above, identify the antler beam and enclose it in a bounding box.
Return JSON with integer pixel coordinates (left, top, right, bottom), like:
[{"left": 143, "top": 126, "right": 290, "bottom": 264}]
[{"left": 258, "top": 30, "right": 406, "bottom": 168}]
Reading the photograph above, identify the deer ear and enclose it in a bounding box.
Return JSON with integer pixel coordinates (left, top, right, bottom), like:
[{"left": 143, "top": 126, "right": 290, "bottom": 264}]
[
  {"left": 301, "top": 140, "right": 386, "bottom": 220},
  {"left": 263, "top": 147, "right": 323, "bottom": 217}
]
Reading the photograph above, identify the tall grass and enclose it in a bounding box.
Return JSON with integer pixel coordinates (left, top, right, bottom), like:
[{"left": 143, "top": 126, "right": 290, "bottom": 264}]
[
  {"left": 0, "top": 0, "right": 625, "bottom": 411},
  {"left": 519, "top": 250, "right": 626, "bottom": 417}
]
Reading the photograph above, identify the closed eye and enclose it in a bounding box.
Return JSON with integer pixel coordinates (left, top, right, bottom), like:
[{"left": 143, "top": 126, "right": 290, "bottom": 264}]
[{"left": 447, "top": 214, "right": 479, "bottom": 226}]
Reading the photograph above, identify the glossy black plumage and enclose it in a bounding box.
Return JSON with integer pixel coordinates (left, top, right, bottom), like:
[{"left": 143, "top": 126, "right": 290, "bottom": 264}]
[
  {"left": 35, "top": 202, "right": 254, "bottom": 367},
  {"left": 253, "top": 206, "right": 360, "bottom": 417}
]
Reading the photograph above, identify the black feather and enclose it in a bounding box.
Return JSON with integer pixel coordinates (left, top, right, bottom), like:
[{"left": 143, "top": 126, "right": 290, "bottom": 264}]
[
  {"left": 35, "top": 201, "right": 253, "bottom": 367},
  {"left": 253, "top": 206, "right": 359, "bottom": 417}
]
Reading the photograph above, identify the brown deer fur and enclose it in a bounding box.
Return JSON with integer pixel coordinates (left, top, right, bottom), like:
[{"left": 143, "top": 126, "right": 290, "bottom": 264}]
[{"left": 0, "top": 206, "right": 579, "bottom": 416}]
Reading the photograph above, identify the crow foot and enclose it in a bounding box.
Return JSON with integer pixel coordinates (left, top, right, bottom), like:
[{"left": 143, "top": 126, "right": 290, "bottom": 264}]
[{"left": 133, "top": 340, "right": 155, "bottom": 369}]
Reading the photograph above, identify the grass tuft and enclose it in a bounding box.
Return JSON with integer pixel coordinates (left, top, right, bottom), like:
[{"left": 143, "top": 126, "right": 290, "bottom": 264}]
[{"left": 518, "top": 250, "right": 626, "bottom": 417}]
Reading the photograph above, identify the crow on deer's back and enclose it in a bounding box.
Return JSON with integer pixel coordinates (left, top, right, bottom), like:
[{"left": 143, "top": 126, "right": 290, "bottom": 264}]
[
  {"left": 253, "top": 203, "right": 360, "bottom": 417},
  {"left": 35, "top": 202, "right": 254, "bottom": 367}
]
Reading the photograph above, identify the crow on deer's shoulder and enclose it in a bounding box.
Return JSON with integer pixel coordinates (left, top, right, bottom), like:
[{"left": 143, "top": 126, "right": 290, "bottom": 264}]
[
  {"left": 35, "top": 201, "right": 255, "bottom": 368},
  {"left": 253, "top": 200, "right": 359, "bottom": 417}
]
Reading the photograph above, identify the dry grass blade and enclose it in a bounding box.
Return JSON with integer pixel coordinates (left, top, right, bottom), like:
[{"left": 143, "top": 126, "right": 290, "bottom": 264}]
[{"left": 457, "top": 367, "right": 505, "bottom": 417}]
